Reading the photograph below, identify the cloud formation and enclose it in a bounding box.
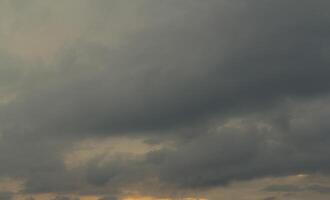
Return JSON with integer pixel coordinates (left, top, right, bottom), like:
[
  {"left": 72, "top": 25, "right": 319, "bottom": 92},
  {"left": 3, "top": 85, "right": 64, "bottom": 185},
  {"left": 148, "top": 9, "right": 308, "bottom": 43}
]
[{"left": 1, "top": 0, "right": 330, "bottom": 199}]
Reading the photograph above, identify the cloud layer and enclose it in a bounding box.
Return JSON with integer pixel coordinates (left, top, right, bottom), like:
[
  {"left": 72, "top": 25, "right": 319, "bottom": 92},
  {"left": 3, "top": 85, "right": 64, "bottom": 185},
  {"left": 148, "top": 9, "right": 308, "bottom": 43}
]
[{"left": 1, "top": 0, "right": 330, "bottom": 199}]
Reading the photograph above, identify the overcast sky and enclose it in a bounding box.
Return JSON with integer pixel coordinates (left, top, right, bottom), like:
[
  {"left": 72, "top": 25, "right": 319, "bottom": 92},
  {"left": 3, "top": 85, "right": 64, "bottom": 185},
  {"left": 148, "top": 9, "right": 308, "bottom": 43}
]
[{"left": 1, "top": 0, "right": 330, "bottom": 200}]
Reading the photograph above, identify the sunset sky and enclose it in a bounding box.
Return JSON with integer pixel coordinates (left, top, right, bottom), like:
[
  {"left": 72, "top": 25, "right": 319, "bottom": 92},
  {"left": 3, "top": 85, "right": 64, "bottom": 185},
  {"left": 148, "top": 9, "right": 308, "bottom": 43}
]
[{"left": 1, "top": 0, "right": 330, "bottom": 200}]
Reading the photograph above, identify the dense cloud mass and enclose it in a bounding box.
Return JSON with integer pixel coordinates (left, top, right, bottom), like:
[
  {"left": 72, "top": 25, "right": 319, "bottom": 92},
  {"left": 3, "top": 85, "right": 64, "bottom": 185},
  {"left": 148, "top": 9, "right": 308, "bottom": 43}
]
[{"left": 1, "top": 0, "right": 330, "bottom": 199}]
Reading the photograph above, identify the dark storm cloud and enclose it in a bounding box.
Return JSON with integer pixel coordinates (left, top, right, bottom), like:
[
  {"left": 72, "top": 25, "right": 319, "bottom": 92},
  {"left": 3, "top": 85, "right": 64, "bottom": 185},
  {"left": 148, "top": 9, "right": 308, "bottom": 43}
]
[
  {"left": 83, "top": 99, "right": 330, "bottom": 191},
  {"left": 1, "top": 0, "right": 330, "bottom": 197},
  {"left": 3, "top": 0, "right": 330, "bottom": 136}
]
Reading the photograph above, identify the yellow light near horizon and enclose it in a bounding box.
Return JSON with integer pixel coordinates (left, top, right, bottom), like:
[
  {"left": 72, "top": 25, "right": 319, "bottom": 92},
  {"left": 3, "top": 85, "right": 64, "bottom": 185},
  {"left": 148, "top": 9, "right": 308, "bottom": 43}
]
[
  {"left": 80, "top": 196, "right": 100, "bottom": 200},
  {"left": 296, "top": 174, "right": 308, "bottom": 178}
]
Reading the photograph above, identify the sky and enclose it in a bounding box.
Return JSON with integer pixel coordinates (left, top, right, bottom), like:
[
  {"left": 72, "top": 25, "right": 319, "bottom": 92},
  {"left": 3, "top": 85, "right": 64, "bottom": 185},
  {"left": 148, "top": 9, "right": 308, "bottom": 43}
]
[{"left": 1, "top": 0, "right": 330, "bottom": 199}]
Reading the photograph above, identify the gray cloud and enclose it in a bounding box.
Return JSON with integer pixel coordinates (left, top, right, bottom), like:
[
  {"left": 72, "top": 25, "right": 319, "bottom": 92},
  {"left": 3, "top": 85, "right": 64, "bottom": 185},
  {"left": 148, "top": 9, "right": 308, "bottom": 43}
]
[
  {"left": 82, "top": 98, "right": 330, "bottom": 192},
  {"left": 98, "top": 196, "right": 118, "bottom": 200},
  {"left": 263, "top": 184, "right": 302, "bottom": 193},
  {"left": 264, "top": 184, "right": 330, "bottom": 194},
  {"left": 51, "top": 196, "right": 80, "bottom": 200},
  {"left": 263, "top": 197, "right": 277, "bottom": 200},
  {"left": 1, "top": 0, "right": 330, "bottom": 198},
  {"left": 0, "top": 192, "right": 13, "bottom": 200},
  {"left": 3, "top": 0, "right": 330, "bottom": 136}
]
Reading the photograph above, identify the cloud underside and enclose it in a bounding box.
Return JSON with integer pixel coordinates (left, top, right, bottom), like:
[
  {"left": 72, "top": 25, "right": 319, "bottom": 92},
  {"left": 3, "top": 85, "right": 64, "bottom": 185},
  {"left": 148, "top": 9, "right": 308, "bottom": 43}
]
[{"left": 1, "top": 0, "right": 330, "bottom": 199}]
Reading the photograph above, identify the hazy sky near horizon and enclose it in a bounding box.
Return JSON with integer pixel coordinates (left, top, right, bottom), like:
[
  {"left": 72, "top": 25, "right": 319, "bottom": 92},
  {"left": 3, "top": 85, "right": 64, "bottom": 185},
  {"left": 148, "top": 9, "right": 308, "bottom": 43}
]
[{"left": 1, "top": 0, "right": 330, "bottom": 199}]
